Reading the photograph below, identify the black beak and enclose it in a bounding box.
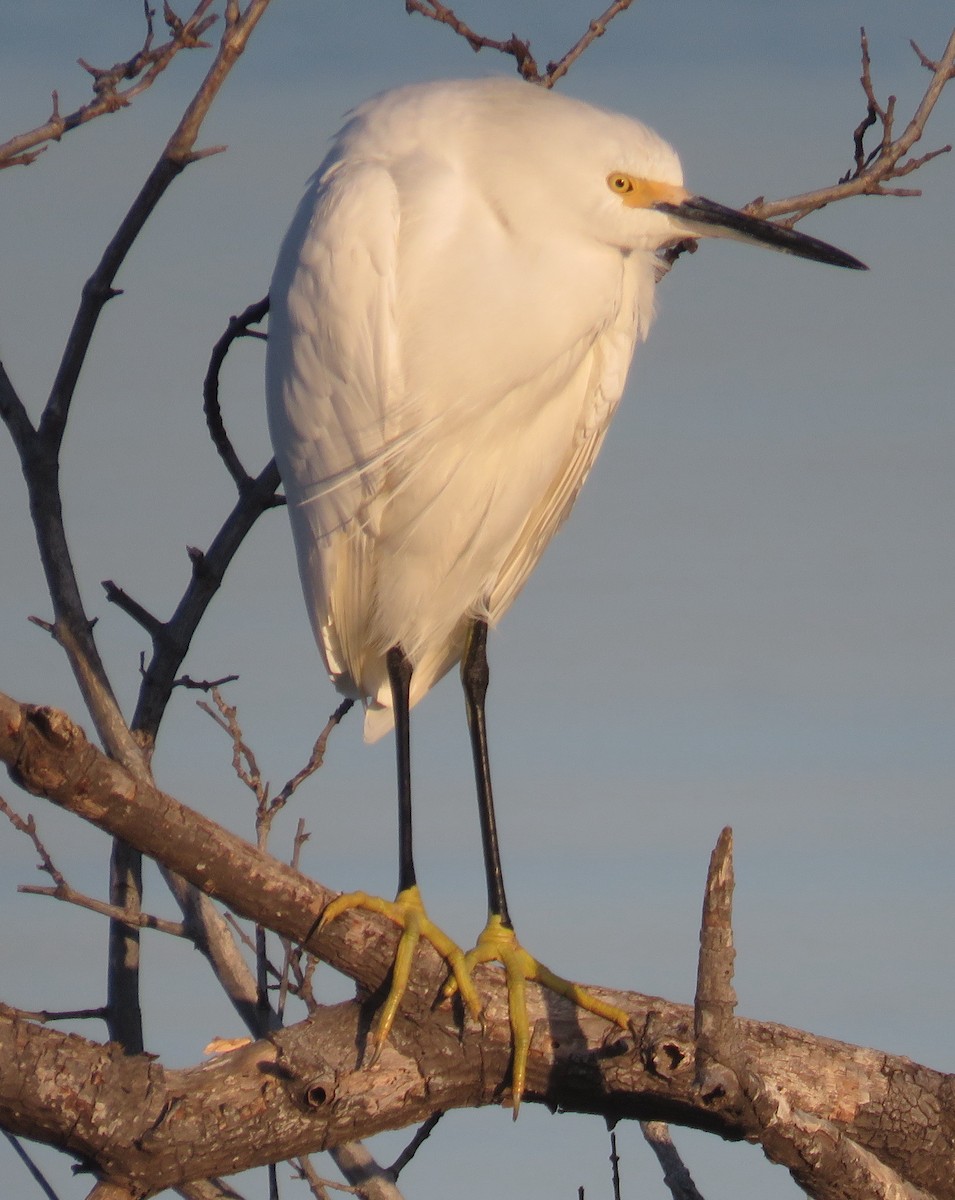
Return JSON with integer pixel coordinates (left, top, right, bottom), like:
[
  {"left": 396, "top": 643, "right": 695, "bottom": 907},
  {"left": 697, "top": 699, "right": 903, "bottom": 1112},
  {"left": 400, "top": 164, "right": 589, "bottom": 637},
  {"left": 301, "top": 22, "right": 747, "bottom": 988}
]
[{"left": 654, "top": 195, "right": 868, "bottom": 271}]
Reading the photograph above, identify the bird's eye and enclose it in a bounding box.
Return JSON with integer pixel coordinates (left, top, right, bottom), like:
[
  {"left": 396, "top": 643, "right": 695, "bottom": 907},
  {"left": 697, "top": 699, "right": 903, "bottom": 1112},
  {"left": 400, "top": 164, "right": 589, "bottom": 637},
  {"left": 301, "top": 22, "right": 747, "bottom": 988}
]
[{"left": 608, "top": 173, "right": 634, "bottom": 194}]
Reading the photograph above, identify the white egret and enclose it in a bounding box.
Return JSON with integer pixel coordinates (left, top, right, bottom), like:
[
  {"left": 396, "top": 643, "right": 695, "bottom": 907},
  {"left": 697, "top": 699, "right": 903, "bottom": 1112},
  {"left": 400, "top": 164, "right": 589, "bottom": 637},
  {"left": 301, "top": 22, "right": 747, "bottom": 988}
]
[{"left": 266, "top": 77, "right": 865, "bottom": 1113}]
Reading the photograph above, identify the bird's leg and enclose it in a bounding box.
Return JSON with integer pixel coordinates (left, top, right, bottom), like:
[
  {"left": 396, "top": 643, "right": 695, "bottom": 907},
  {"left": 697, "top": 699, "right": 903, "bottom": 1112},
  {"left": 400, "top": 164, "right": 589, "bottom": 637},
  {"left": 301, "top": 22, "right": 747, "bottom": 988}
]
[
  {"left": 451, "top": 617, "right": 632, "bottom": 1116},
  {"left": 460, "top": 618, "right": 512, "bottom": 929},
  {"left": 389, "top": 644, "right": 417, "bottom": 896},
  {"left": 317, "top": 644, "right": 480, "bottom": 1060}
]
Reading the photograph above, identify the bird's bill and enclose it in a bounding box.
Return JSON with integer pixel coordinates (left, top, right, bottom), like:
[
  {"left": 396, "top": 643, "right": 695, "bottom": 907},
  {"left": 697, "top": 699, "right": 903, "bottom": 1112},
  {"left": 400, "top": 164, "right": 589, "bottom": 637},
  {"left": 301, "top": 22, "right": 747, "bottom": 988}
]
[{"left": 654, "top": 195, "right": 867, "bottom": 270}]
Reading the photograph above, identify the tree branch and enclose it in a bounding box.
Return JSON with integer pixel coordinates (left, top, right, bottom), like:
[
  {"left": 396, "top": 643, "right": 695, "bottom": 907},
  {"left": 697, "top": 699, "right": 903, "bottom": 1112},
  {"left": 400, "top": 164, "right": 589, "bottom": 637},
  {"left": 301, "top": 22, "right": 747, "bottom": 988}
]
[
  {"left": 2, "top": 691, "right": 953, "bottom": 1200},
  {"left": 403, "top": 0, "right": 637, "bottom": 85},
  {"left": 749, "top": 28, "right": 955, "bottom": 224},
  {"left": 0, "top": 2, "right": 218, "bottom": 170},
  {"left": 203, "top": 297, "right": 271, "bottom": 491}
]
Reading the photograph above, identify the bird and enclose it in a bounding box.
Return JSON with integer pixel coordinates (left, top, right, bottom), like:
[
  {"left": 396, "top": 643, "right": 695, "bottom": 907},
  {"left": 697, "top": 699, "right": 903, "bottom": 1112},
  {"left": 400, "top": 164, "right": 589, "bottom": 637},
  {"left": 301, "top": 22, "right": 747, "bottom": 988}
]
[{"left": 265, "top": 76, "right": 865, "bottom": 1113}]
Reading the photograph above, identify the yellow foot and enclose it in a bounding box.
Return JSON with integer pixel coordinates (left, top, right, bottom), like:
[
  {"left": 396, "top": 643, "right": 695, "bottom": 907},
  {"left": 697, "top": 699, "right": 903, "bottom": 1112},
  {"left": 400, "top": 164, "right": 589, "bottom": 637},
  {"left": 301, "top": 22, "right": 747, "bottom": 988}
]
[
  {"left": 447, "top": 916, "right": 631, "bottom": 1117},
  {"left": 318, "top": 884, "right": 482, "bottom": 1058}
]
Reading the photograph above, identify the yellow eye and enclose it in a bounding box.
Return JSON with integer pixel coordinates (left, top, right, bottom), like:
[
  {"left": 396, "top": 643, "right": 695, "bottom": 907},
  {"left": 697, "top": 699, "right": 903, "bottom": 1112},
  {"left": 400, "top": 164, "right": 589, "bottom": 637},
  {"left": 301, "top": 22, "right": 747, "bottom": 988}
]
[{"left": 608, "top": 173, "right": 634, "bottom": 194}]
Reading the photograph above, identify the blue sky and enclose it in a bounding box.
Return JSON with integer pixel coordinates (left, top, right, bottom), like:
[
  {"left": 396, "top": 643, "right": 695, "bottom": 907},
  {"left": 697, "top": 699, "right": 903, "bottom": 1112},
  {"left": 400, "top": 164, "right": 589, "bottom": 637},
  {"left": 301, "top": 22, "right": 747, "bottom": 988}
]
[{"left": 1, "top": 3, "right": 953, "bottom": 1198}]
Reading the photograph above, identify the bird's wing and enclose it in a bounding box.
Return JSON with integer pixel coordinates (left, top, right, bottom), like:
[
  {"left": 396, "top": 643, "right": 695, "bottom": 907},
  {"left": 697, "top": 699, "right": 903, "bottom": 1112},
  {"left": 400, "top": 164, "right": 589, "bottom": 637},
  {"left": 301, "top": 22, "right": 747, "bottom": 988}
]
[
  {"left": 487, "top": 258, "right": 649, "bottom": 622},
  {"left": 266, "top": 160, "right": 404, "bottom": 697}
]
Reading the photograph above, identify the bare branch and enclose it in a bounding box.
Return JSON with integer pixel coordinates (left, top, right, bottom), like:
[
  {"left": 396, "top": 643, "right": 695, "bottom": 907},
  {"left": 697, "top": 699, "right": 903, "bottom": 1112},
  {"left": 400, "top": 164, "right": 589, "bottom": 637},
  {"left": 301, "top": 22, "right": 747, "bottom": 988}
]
[
  {"left": 18, "top": 882, "right": 185, "bottom": 938},
  {"left": 751, "top": 27, "right": 955, "bottom": 225},
  {"left": 639, "top": 1123, "right": 707, "bottom": 1200},
  {"left": 6, "top": 1005, "right": 108, "bottom": 1025},
  {"left": 2, "top": 1131, "right": 62, "bottom": 1200},
  {"left": 132, "top": 456, "right": 281, "bottom": 746},
  {"left": 102, "top": 581, "right": 166, "bottom": 639},
  {"left": 404, "top": 0, "right": 637, "bottom": 85},
  {"left": 3, "top": 692, "right": 953, "bottom": 1197},
  {"left": 387, "top": 1112, "right": 443, "bottom": 1179},
  {"left": 0, "top": 794, "right": 66, "bottom": 888},
  {"left": 291, "top": 1158, "right": 365, "bottom": 1197},
  {"left": 273, "top": 699, "right": 355, "bottom": 808},
  {"left": 0, "top": 2, "right": 218, "bottom": 170},
  {"left": 173, "top": 672, "right": 241, "bottom": 692},
  {"left": 203, "top": 297, "right": 271, "bottom": 491},
  {"left": 404, "top": 1, "right": 540, "bottom": 79},
  {"left": 609, "top": 1130, "right": 622, "bottom": 1200},
  {"left": 544, "top": 1, "right": 638, "bottom": 86}
]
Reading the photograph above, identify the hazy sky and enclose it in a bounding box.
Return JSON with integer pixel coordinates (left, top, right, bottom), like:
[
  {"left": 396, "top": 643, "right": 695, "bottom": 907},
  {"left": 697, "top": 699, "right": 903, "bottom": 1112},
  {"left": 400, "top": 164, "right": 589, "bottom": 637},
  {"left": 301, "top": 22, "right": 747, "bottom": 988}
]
[{"left": 1, "top": 4, "right": 953, "bottom": 1198}]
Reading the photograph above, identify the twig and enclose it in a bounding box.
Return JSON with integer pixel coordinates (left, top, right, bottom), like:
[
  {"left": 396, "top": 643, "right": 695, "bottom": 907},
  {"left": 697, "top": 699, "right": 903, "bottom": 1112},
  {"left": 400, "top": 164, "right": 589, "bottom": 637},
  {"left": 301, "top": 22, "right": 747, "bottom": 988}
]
[
  {"left": 658, "top": 28, "right": 955, "bottom": 278},
  {"left": 639, "top": 1123, "right": 707, "bottom": 1200},
  {"left": 544, "top": 1, "right": 637, "bottom": 86},
  {"left": 172, "top": 672, "right": 241, "bottom": 691},
  {"left": 404, "top": 0, "right": 637, "bottom": 85},
  {"left": 0, "top": 1, "right": 218, "bottom": 169},
  {"left": 203, "top": 297, "right": 271, "bottom": 490},
  {"left": 609, "top": 1130, "right": 622, "bottom": 1200},
  {"left": 276, "top": 819, "right": 310, "bottom": 1019},
  {"left": 750, "top": 27, "right": 955, "bottom": 225},
  {"left": 387, "top": 1111, "right": 443, "bottom": 1179},
  {"left": 273, "top": 699, "right": 355, "bottom": 807},
  {"left": 6, "top": 1006, "right": 109, "bottom": 1025},
  {"left": 404, "top": 1, "right": 540, "bottom": 79},
  {"left": 18, "top": 883, "right": 185, "bottom": 937},
  {"left": 102, "top": 581, "right": 166, "bottom": 639},
  {"left": 291, "top": 1158, "right": 366, "bottom": 1197},
  {"left": 132, "top": 456, "right": 282, "bottom": 745},
  {"left": 0, "top": 795, "right": 66, "bottom": 887},
  {"left": 198, "top": 688, "right": 266, "bottom": 806},
  {"left": 2, "top": 1131, "right": 62, "bottom": 1200}
]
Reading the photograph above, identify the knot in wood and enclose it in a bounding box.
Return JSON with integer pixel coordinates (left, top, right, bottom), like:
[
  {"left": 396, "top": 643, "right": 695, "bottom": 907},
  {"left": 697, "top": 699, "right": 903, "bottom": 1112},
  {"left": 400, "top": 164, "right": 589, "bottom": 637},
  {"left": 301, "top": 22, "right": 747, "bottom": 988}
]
[{"left": 301, "top": 1077, "right": 335, "bottom": 1109}]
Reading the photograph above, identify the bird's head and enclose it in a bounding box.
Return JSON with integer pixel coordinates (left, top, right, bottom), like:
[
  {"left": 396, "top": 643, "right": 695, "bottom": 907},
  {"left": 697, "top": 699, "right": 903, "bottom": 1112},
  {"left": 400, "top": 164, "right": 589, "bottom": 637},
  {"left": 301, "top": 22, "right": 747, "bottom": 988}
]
[{"left": 475, "top": 80, "right": 866, "bottom": 270}]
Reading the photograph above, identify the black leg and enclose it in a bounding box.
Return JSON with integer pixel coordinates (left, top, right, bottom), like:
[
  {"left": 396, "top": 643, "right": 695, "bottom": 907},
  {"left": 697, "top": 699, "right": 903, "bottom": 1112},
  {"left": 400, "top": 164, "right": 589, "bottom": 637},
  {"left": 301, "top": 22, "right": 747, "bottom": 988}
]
[
  {"left": 461, "top": 618, "right": 513, "bottom": 930},
  {"left": 387, "top": 644, "right": 416, "bottom": 895}
]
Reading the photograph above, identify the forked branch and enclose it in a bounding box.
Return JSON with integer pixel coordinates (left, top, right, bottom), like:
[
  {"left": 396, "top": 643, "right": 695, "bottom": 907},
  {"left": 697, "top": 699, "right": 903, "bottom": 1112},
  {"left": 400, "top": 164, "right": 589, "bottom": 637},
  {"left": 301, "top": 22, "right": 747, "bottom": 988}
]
[
  {"left": 751, "top": 27, "right": 955, "bottom": 224},
  {"left": 0, "top": 2, "right": 218, "bottom": 170},
  {"left": 404, "top": 0, "right": 636, "bottom": 85}
]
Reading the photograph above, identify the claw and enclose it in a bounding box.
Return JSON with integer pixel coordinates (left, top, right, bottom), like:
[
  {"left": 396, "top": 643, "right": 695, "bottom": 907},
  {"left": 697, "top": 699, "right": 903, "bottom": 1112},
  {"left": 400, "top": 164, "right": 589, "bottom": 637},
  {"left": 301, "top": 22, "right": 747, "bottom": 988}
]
[
  {"left": 319, "top": 885, "right": 481, "bottom": 1055},
  {"left": 448, "top": 916, "right": 630, "bottom": 1117}
]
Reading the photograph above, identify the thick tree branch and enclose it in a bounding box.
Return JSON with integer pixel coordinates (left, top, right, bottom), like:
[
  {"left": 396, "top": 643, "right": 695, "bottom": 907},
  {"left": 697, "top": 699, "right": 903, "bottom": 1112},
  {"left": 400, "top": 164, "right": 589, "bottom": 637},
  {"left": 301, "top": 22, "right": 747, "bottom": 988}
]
[{"left": 2, "top": 691, "right": 953, "bottom": 1200}]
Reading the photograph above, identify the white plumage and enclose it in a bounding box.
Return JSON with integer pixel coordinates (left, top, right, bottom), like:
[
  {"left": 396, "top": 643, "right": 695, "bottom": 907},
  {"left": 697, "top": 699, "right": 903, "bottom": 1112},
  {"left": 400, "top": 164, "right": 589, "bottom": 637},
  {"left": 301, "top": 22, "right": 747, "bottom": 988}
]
[
  {"left": 266, "top": 79, "right": 684, "bottom": 738},
  {"left": 265, "top": 77, "right": 865, "bottom": 1113},
  {"left": 266, "top": 78, "right": 864, "bottom": 741}
]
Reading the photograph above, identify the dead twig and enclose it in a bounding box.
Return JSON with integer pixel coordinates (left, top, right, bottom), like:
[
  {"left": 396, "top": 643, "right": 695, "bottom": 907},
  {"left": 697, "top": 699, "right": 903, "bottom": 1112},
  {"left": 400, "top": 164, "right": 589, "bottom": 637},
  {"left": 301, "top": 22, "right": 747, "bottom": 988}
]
[
  {"left": 751, "top": 27, "right": 955, "bottom": 225},
  {"left": 404, "top": 0, "right": 636, "bottom": 85},
  {"left": 387, "top": 1111, "right": 443, "bottom": 1179},
  {"left": 1, "top": 1131, "right": 62, "bottom": 1200},
  {"left": 18, "top": 883, "right": 185, "bottom": 937},
  {"left": 639, "top": 1123, "right": 707, "bottom": 1200},
  {"left": 0, "top": 795, "right": 66, "bottom": 888},
  {"left": 203, "top": 297, "right": 272, "bottom": 491},
  {"left": 0, "top": 1, "right": 218, "bottom": 170},
  {"left": 544, "top": 1, "right": 638, "bottom": 86},
  {"left": 5, "top": 1006, "right": 109, "bottom": 1026}
]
